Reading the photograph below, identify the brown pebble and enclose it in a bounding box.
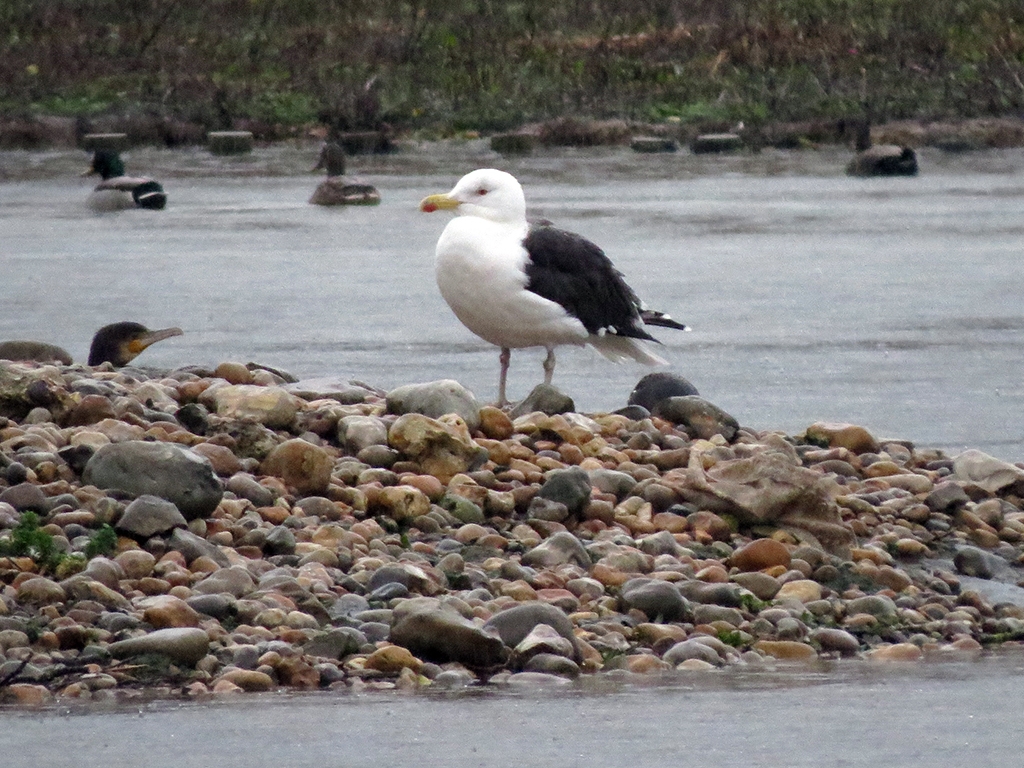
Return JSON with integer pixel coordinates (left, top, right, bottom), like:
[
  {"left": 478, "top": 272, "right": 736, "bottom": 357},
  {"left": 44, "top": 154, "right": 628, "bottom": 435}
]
[
  {"left": 731, "top": 538, "right": 791, "bottom": 572},
  {"left": 478, "top": 406, "right": 514, "bottom": 440},
  {"left": 214, "top": 361, "right": 254, "bottom": 385}
]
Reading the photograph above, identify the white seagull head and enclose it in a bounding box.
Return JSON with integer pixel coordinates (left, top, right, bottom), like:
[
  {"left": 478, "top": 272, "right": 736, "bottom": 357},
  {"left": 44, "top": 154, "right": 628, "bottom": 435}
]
[{"left": 420, "top": 168, "right": 526, "bottom": 224}]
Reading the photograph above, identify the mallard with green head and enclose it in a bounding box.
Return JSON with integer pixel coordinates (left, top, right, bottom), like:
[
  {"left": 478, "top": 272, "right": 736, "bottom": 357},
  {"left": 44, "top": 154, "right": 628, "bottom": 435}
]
[
  {"left": 309, "top": 142, "right": 380, "bottom": 206},
  {"left": 84, "top": 150, "right": 168, "bottom": 210}
]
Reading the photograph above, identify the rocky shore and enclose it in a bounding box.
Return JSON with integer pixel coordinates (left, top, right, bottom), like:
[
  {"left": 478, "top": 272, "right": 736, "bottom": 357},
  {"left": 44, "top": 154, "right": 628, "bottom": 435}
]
[{"left": 2, "top": 358, "right": 1024, "bottom": 707}]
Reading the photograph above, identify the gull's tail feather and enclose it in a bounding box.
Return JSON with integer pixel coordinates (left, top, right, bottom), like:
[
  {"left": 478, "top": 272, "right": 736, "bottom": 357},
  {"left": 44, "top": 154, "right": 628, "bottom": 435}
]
[
  {"left": 640, "top": 309, "right": 689, "bottom": 332},
  {"left": 588, "top": 334, "right": 668, "bottom": 366}
]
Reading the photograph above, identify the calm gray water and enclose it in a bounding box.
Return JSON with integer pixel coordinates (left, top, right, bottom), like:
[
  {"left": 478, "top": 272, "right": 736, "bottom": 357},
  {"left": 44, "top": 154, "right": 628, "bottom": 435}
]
[
  {"left": 2, "top": 657, "right": 1023, "bottom": 767},
  {"left": 1, "top": 142, "right": 1022, "bottom": 462},
  {"left": 3, "top": 144, "right": 1024, "bottom": 761}
]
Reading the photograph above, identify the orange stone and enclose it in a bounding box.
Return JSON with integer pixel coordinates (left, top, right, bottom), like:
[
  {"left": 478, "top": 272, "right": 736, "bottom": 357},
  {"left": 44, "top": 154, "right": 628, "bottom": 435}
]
[
  {"left": 754, "top": 640, "right": 818, "bottom": 661},
  {"left": 731, "top": 538, "right": 792, "bottom": 572}
]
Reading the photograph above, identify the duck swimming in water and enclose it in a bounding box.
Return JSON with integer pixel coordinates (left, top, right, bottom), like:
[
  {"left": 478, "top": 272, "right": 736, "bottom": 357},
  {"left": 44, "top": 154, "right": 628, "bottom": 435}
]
[
  {"left": 84, "top": 150, "right": 168, "bottom": 210},
  {"left": 845, "top": 117, "right": 918, "bottom": 177},
  {"left": 309, "top": 142, "right": 380, "bottom": 206},
  {"left": 0, "top": 322, "right": 183, "bottom": 367}
]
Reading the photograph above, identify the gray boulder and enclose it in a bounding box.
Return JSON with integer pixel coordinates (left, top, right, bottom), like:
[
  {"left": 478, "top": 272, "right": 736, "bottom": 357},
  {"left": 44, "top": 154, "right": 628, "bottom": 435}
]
[
  {"left": 652, "top": 395, "right": 739, "bottom": 441},
  {"left": 386, "top": 379, "right": 481, "bottom": 432},
  {"left": 168, "top": 528, "right": 230, "bottom": 567},
  {"left": 83, "top": 441, "right": 223, "bottom": 520},
  {"left": 484, "top": 602, "right": 580, "bottom": 661},
  {"left": 108, "top": 627, "right": 210, "bottom": 666},
  {"left": 509, "top": 383, "right": 574, "bottom": 417},
  {"left": 628, "top": 372, "right": 699, "bottom": 411},
  {"left": 953, "top": 546, "right": 1003, "bottom": 579},
  {"left": 535, "top": 467, "right": 592, "bottom": 516},
  {"left": 389, "top": 607, "right": 507, "bottom": 669},
  {"left": 115, "top": 495, "right": 187, "bottom": 539},
  {"left": 521, "top": 531, "right": 591, "bottom": 568},
  {"left": 620, "top": 578, "right": 689, "bottom": 622}
]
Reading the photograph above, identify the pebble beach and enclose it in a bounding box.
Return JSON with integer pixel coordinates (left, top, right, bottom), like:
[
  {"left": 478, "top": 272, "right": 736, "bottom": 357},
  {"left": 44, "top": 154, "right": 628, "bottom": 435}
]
[{"left": 2, "top": 358, "right": 1024, "bottom": 707}]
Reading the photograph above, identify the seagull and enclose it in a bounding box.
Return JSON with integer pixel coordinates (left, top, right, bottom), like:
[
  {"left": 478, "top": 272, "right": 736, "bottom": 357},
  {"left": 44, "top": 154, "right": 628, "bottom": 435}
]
[{"left": 420, "top": 168, "right": 688, "bottom": 405}]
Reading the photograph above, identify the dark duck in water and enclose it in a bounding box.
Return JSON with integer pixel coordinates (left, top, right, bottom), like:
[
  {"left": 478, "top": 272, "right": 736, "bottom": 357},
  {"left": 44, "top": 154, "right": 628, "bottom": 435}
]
[
  {"left": 84, "top": 150, "right": 168, "bottom": 210},
  {"left": 309, "top": 142, "right": 380, "bottom": 206}
]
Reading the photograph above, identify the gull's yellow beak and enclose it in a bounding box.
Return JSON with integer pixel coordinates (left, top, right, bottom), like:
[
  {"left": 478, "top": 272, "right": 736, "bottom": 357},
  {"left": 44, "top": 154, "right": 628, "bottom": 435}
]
[{"left": 420, "top": 193, "right": 461, "bottom": 213}]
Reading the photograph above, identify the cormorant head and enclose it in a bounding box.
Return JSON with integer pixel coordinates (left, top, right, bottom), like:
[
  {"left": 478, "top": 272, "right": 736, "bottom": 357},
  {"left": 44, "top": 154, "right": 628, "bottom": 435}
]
[{"left": 87, "top": 322, "right": 183, "bottom": 367}]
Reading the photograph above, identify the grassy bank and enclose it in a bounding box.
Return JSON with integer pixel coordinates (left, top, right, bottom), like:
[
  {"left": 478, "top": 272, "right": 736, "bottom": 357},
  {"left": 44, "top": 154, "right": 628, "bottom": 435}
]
[{"left": 2, "top": 1, "right": 1024, "bottom": 145}]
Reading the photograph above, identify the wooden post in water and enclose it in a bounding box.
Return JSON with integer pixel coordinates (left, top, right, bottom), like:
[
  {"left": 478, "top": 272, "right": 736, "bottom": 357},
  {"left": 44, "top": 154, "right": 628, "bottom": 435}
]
[{"left": 207, "top": 131, "right": 254, "bottom": 155}]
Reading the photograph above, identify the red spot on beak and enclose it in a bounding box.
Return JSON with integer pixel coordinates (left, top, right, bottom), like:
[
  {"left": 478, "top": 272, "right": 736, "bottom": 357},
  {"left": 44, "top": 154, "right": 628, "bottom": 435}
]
[{"left": 422, "top": 201, "right": 438, "bottom": 213}]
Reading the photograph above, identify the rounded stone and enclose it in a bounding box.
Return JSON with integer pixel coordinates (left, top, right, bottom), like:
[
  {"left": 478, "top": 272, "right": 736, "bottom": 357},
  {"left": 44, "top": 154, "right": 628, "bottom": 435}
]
[
  {"left": 620, "top": 578, "right": 688, "bottom": 622},
  {"left": 628, "top": 372, "right": 699, "bottom": 411},
  {"left": 805, "top": 422, "right": 880, "bottom": 454},
  {"left": 209, "top": 384, "right": 299, "bottom": 429},
  {"left": 260, "top": 439, "right": 334, "bottom": 495},
  {"left": 535, "top": 466, "right": 592, "bottom": 516},
  {"left": 83, "top": 442, "right": 223, "bottom": 520},
  {"left": 775, "top": 579, "right": 822, "bottom": 604},
  {"left": 386, "top": 379, "right": 481, "bottom": 432},
  {"left": 364, "top": 645, "right": 424, "bottom": 674},
  {"left": 108, "top": 627, "right": 211, "bottom": 666},
  {"left": 115, "top": 495, "right": 188, "bottom": 539},
  {"left": 731, "top": 538, "right": 792, "bottom": 572},
  {"left": 16, "top": 577, "right": 66, "bottom": 604},
  {"left": 754, "top": 640, "right": 818, "bottom": 660},
  {"left": 652, "top": 396, "right": 739, "bottom": 441},
  {"left": 811, "top": 628, "right": 861, "bottom": 656}
]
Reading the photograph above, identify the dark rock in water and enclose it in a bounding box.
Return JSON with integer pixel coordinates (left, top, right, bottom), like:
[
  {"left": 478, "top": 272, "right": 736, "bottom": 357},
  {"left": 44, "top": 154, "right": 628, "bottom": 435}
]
[
  {"left": 83, "top": 442, "right": 222, "bottom": 519},
  {"left": 390, "top": 607, "right": 508, "bottom": 669},
  {"left": 484, "top": 602, "right": 581, "bottom": 661},
  {"left": 535, "top": 466, "right": 592, "bottom": 516},
  {"left": 491, "top": 133, "right": 536, "bottom": 155},
  {"left": 628, "top": 372, "right": 700, "bottom": 411},
  {"left": 691, "top": 133, "right": 743, "bottom": 154},
  {"left": 652, "top": 395, "right": 739, "bottom": 441},
  {"left": 115, "top": 495, "right": 187, "bottom": 539},
  {"left": 108, "top": 627, "right": 210, "bottom": 666},
  {"left": 620, "top": 578, "right": 689, "bottom": 622},
  {"left": 631, "top": 136, "right": 678, "bottom": 153},
  {"left": 510, "top": 383, "right": 575, "bottom": 417}
]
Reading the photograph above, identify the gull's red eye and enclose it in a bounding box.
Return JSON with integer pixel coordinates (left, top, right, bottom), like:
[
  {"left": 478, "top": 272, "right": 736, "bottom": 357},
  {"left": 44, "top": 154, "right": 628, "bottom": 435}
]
[{"left": 477, "top": 188, "right": 488, "bottom": 195}]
